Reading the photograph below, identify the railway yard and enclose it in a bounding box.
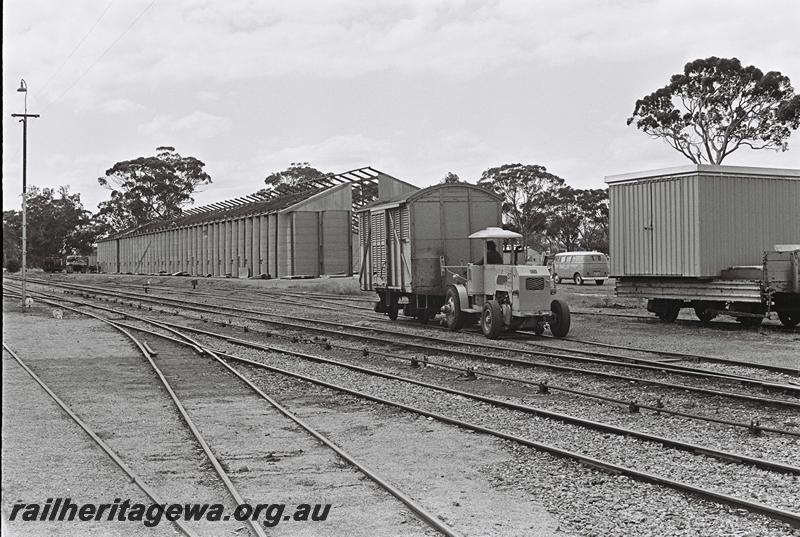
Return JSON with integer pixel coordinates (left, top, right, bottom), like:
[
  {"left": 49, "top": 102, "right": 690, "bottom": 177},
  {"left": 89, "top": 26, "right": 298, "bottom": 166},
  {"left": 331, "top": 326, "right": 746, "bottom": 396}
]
[{"left": 2, "top": 272, "right": 798, "bottom": 536}]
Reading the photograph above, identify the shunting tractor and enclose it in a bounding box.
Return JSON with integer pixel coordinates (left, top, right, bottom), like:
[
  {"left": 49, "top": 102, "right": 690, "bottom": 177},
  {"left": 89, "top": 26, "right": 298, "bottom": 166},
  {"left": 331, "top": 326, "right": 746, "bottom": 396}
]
[
  {"left": 441, "top": 227, "right": 571, "bottom": 338},
  {"left": 357, "top": 183, "right": 571, "bottom": 339}
]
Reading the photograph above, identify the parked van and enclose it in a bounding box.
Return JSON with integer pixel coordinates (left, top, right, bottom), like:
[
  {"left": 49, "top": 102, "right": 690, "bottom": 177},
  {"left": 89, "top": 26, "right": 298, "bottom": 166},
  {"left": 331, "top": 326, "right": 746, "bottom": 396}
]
[{"left": 552, "top": 251, "right": 609, "bottom": 285}]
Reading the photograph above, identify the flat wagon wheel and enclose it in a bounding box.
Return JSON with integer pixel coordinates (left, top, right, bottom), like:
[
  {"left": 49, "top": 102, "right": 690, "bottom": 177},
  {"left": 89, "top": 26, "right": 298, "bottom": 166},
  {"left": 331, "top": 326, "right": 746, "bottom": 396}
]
[
  {"left": 549, "top": 299, "right": 571, "bottom": 337},
  {"left": 693, "top": 305, "right": 717, "bottom": 323},
  {"left": 573, "top": 273, "right": 584, "bottom": 285},
  {"left": 778, "top": 311, "right": 799, "bottom": 328},
  {"left": 387, "top": 295, "right": 399, "bottom": 321},
  {"left": 443, "top": 286, "right": 465, "bottom": 331},
  {"left": 738, "top": 316, "right": 762, "bottom": 328},
  {"left": 657, "top": 302, "right": 680, "bottom": 322},
  {"left": 481, "top": 300, "right": 503, "bottom": 339}
]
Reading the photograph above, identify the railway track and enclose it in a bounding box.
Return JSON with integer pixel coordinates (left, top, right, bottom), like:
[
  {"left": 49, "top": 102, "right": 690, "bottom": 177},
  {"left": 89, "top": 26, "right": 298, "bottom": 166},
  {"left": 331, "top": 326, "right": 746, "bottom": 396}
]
[
  {"left": 29, "top": 274, "right": 797, "bottom": 376},
  {"left": 9, "top": 278, "right": 800, "bottom": 439},
  {"left": 3, "top": 287, "right": 468, "bottom": 537},
  {"left": 7, "top": 286, "right": 800, "bottom": 529},
  {"left": 18, "top": 278, "right": 799, "bottom": 406},
  {"left": 9, "top": 280, "right": 800, "bottom": 440}
]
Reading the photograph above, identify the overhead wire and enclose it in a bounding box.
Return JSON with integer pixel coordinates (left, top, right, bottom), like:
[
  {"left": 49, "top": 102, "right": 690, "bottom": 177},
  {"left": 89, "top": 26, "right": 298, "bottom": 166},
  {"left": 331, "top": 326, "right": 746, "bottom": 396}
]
[
  {"left": 37, "top": 0, "right": 117, "bottom": 102},
  {"left": 41, "top": 0, "right": 158, "bottom": 112}
]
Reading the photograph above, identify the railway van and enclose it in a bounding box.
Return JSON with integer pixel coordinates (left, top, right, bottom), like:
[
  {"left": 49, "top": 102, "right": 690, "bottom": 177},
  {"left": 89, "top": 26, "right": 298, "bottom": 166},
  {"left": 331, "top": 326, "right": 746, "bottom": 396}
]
[{"left": 357, "top": 183, "right": 571, "bottom": 338}]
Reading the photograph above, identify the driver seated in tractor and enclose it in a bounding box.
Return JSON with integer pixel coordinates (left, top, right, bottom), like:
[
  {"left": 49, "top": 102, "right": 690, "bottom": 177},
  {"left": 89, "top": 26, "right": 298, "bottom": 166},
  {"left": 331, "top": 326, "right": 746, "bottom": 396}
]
[{"left": 474, "top": 240, "right": 503, "bottom": 265}]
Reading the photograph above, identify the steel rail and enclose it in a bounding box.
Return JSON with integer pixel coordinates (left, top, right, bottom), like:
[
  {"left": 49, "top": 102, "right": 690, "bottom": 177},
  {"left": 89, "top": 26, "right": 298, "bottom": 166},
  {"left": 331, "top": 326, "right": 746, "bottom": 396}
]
[
  {"left": 2, "top": 343, "right": 201, "bottom": 537},
  {"left": 184, "top": 345, "right": 800, "bottom": 528},
  {"left": 10, "top": 283, "right": 796, "bottom": 437},
  {"left": 527, "top": 333, "right": 799, "bottom": 376},
  {"left": 135, "top": 320, "right": 800, "bottom": 474},
  {"left": 104, "top": 320, "right": 271, "bottom": 537},
  {"left": 153, "top": 318, "right": 800, "bottom": 438},
  {"left": 19, "top": 275, "right": 796, "bottom": 384},
  {"left": 8, "top": 280, "right": 799, "bottom": 409},
  {"left": 4, "top": 288, "right": 465, "bottom": 537},
  {"left": 17, "top": 276, "right": 798, "bottom": 387},
  {"left": 146, "top": 319, "right": 464, "bottom": 537},
  {"left": 10, "top": 288, "right": 800, "bottom": 526},
  {"left": 2, "top": 289, "right": 268, "bottom": 537}
]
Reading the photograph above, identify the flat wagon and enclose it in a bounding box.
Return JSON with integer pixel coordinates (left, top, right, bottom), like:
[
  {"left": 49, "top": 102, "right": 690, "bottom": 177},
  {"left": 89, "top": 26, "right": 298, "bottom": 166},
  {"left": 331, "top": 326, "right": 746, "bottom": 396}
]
[{"left": 607, "top": 164, "right": 800, "bottom": 326}]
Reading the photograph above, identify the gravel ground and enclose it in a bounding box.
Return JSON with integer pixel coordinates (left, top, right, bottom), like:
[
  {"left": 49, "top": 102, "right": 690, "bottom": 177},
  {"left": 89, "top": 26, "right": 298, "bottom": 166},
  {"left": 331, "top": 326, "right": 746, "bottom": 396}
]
[
  {"left": 232, "top": 362, "right": 800, "bottom": 537},
  {"left": 10, "top": 275, "right": 800, "bottom": 535},
  {"left": 194, "top": 337, "right": 800, "bottom": 514}
]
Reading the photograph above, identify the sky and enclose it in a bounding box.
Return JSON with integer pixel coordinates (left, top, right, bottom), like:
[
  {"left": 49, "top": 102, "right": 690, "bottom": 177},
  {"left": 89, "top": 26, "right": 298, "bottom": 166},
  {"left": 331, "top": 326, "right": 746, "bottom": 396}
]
[{"left": 3, "top": 0, "right": 800, "bottom": 213}]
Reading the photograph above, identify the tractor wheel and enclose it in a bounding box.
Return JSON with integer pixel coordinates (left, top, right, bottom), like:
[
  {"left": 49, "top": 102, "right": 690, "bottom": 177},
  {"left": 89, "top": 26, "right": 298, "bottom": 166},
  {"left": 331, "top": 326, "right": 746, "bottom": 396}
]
[
  {"left": 549, "top": 299, "right": 571, "bottom": 338},
  {"left": 778, "top": 311, "right": 800, "bottom": 328},
  {"left": 573, "top": 273, "right": 584, "bottom": 285},
  {"left": 444, "top": 286, "right": 465, "bottom": 331},
  {"left": 481, "top": 300, "right": 503, "bottom": 339}
]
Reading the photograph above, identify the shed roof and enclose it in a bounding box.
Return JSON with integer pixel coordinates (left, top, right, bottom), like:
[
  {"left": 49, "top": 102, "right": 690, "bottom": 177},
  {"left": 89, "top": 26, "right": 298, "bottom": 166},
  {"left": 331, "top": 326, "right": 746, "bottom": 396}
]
[
  {"left": 605, "top": 164, "right": 800, "bottom": 184},
  {"left": 356, "top": 182, "right": 500, "bottom": 212},
  {"left": 103, "top": 166, "right": 397, "bottom": 240}
]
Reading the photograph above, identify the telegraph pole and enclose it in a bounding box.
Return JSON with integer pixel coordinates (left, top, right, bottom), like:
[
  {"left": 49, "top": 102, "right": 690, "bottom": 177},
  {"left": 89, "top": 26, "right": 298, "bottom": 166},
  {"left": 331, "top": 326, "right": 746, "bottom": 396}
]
[{"left": 11, "top": 79, "right": 40, "bottom": 306}]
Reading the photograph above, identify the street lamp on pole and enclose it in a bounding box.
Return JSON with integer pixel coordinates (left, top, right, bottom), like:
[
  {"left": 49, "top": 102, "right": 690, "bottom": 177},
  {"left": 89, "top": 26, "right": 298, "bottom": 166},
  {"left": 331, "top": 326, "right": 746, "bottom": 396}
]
[{"left": 11, "top": 79, "right": 40, "bottom": 307}]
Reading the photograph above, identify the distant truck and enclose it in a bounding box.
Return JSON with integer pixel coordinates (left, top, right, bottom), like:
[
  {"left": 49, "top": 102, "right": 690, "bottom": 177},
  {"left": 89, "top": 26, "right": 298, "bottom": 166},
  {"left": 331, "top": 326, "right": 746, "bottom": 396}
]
[
  {"left": 607, "top": 165, "right": 800, "bottom": 327},
  {"left": 65, "top": 255, "right": 90, "bottom": 273}
]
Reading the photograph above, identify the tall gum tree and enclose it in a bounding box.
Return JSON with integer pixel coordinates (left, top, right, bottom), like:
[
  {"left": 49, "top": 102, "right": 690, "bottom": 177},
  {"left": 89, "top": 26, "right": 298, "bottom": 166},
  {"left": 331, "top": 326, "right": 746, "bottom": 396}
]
[
  {"left": 97, "top": 146, "right": 211, "bottom": 231},
  {"left": 627, "top": 57, "right": 800, "bottom": 164}
]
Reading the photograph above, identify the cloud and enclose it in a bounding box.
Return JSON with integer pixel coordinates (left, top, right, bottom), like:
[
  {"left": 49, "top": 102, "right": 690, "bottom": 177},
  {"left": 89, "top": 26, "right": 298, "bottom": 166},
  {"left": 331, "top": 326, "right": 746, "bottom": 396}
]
[
  {"left": 96, "top": 98, "right": 143, "bottom": 114},
  {"left": 256, "top": 134, "right": 393, "bottom": 172},
  {"left": 137, "top": 111, "right": 232, "bottom": 139}
]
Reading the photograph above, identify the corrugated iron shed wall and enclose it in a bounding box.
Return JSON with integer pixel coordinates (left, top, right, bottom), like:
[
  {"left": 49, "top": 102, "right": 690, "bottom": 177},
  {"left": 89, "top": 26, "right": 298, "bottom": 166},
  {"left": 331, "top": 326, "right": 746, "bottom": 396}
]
[
  {"left": 96, "top": 167, "right": 417, "bottom": 278},
  {"left": 607, "top": 165, "right": 800, "bottom": 278}
]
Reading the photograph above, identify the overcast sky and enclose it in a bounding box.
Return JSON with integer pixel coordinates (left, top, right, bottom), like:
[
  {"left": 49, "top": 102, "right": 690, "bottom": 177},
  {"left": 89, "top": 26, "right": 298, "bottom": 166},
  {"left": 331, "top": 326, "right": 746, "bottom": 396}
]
[{"left": 3, "top": 0, "right": 800, "bottom": 212}]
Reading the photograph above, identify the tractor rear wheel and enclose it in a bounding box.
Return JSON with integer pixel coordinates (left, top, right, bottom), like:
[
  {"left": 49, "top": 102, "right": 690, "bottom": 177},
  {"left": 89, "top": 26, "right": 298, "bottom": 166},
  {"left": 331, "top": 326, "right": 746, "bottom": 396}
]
[
  {"left": 481, "top": 300, "right": 503, "bottom": 339},
  {"left": 778, "top": 311, "right": 799, "bottom": 327},
  {"left": 444, "top": 286, "right": 465, "bottom": 331},
  {"left": 549, "top": 299, "right": 571, "bottom": 338}
]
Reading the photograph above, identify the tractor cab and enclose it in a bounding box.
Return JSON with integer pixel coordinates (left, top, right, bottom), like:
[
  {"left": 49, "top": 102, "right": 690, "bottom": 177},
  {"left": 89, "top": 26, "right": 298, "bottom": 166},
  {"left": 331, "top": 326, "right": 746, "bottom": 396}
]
[{"left": 441, "top": 227, "right": 571, "bottom": 339}]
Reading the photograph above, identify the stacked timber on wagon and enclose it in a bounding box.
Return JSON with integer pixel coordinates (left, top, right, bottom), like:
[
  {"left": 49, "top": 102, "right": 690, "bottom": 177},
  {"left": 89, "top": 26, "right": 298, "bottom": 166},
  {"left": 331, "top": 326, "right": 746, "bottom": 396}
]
[
  {"left": 97, "top": 167, "right": 417, "bottom": 279},
  {"left": 357, "top": 183, "right": 502, "bottom": 319},
  {"left": 606, "top": 164, "right": 800, "bottom": 326}
]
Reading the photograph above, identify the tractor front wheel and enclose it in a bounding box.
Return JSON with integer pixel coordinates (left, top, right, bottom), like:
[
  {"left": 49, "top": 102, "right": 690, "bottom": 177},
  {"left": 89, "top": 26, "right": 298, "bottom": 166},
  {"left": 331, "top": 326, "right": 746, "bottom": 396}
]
[
  {"left": 481, "top": 300, "right": 503, "bottom": 339},
  {"left": 549, "top": 299, "right": 571, "bottom": 338}
]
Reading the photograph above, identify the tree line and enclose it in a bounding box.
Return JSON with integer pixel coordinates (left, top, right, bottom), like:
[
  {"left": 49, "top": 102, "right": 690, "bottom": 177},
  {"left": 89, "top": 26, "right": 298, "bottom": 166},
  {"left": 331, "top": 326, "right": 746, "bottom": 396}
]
[{"left": 4, "top": 56, "right": 799, "bottom": 270}]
